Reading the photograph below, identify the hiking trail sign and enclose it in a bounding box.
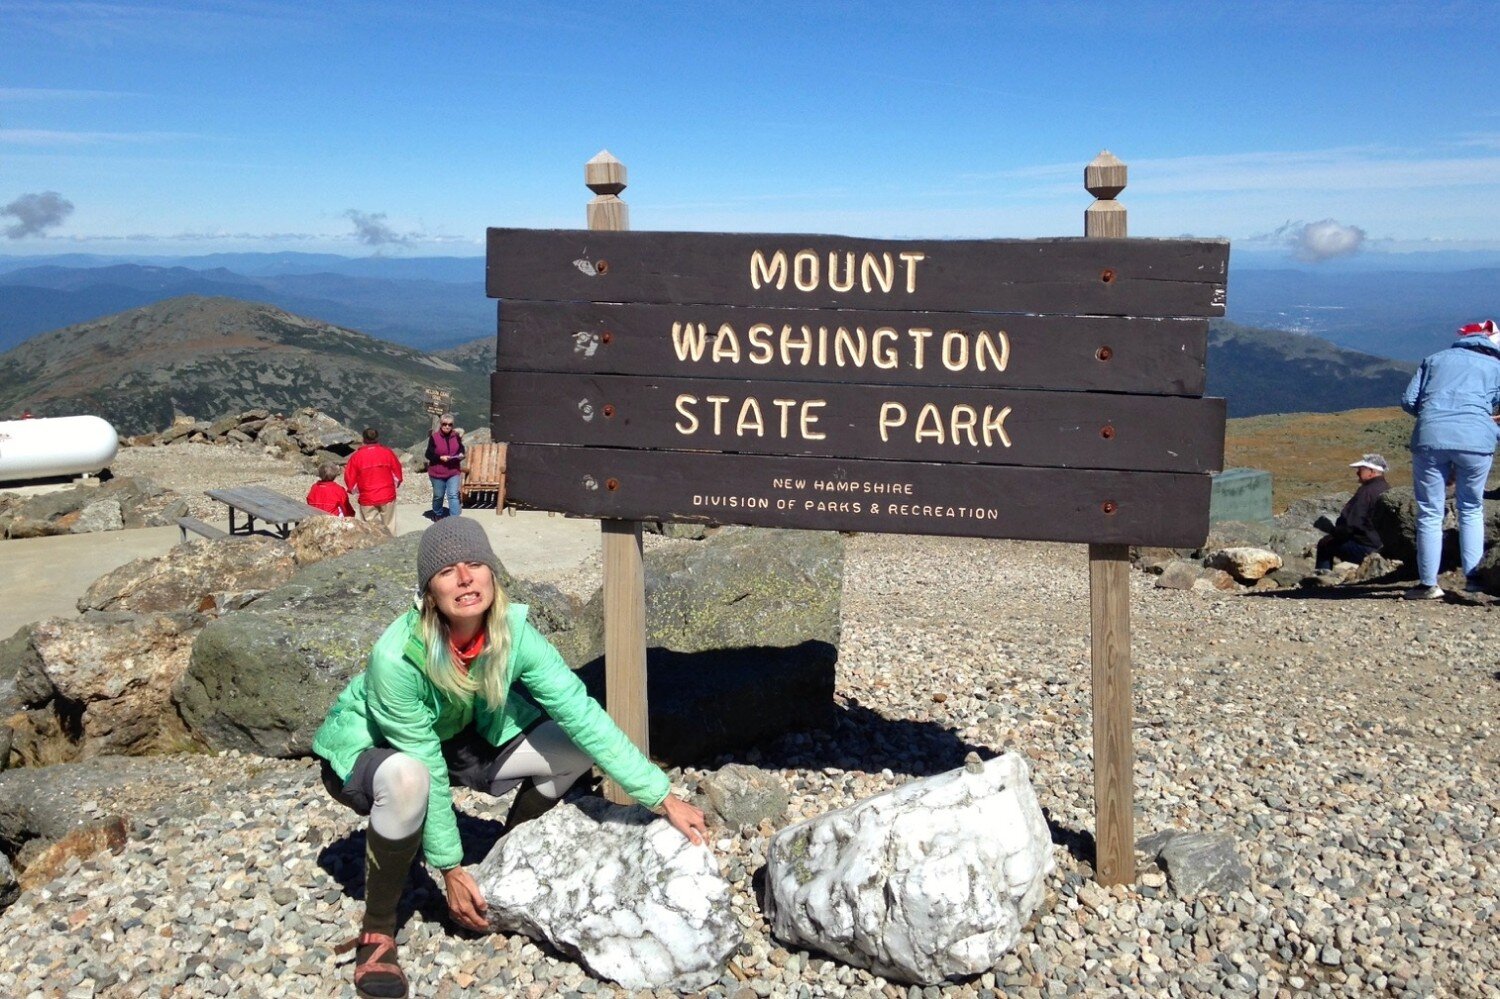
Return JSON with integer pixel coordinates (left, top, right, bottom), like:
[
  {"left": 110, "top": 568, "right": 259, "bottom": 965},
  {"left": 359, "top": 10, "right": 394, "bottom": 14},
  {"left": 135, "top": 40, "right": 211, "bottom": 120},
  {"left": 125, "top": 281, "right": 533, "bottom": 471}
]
[{"left": 485, "top": 150, "right": 1228, "bottom": 885}]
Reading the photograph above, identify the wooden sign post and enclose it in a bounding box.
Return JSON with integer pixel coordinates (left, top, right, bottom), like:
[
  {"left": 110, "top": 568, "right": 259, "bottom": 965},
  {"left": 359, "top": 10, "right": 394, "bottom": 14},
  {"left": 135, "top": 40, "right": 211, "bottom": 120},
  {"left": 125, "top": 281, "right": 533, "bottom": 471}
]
[
  {"left": 1085, "top": 150, "right": 1134, "bottom": 886},
  {"left": 484, "top": 150, "right": 1228, "bottom": 881},
  {"left": 587, "top": 151, "right": 650, "bottom": 806}
]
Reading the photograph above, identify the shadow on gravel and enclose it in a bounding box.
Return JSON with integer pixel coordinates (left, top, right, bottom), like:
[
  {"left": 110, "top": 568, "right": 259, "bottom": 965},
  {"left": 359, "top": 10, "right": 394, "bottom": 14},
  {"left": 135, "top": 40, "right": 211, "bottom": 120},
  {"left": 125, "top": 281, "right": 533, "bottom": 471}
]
[
  {"left": 737, "top": 699, "right": 995, "bottom": 778},
  {"left": 1242, "top": 584, "right": 1413, "bottom": 601},
  {"left": 315, "top": 809, "right": 510, "bottom": 937},
  {"left": 721, "top": 701, "right": 1098, "bottom": 867}
]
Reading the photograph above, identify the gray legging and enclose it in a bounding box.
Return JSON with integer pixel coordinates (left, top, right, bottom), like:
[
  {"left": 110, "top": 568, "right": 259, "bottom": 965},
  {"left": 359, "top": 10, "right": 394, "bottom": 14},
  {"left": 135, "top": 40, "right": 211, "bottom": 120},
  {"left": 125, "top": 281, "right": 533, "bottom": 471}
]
[{"left": 368, "top": 721, "right": 591, "bottom": 840}]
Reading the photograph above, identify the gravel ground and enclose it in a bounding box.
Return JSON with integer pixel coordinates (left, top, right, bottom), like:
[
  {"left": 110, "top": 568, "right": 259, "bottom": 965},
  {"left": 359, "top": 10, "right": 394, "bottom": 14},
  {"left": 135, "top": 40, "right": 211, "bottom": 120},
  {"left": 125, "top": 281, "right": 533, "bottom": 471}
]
[{"left": 2, "top": 451, "right": 1497, "bottom": 997}]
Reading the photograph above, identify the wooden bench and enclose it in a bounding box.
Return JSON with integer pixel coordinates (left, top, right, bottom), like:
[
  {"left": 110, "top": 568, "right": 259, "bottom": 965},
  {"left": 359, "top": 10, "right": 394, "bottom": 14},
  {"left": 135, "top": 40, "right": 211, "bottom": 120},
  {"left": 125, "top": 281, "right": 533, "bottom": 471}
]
[
  {"left": 459, "top": 443, "right": 508, "bottom": 508},
  {"left": 177, "top": 516, "right": 229, "bottom": 544}
]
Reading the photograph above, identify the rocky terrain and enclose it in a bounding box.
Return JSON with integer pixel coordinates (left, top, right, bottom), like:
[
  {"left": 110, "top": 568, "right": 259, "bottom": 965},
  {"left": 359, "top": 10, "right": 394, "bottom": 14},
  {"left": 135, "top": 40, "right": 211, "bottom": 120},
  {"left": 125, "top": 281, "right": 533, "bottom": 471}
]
[{"left": 0, "top": 446, "right": 1496, "bottom": 998}]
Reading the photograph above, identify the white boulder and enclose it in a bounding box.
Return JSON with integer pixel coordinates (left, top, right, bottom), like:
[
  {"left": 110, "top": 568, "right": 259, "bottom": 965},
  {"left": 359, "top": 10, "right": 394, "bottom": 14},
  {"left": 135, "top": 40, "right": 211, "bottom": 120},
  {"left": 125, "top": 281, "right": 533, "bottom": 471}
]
[
  {"left": 764, "top": 752, "right": 1054, "bottom": 985},
  {"left": 472, "top": 796, "right": 740, "bottom": 991}
]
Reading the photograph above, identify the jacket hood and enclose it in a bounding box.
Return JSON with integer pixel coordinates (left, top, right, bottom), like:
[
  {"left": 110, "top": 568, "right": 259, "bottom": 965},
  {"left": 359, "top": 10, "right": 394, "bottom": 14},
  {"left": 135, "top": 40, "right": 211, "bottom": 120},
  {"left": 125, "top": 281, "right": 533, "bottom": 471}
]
[{"left": 1450, "top": 334, "right": 1500, "bottom": 360}]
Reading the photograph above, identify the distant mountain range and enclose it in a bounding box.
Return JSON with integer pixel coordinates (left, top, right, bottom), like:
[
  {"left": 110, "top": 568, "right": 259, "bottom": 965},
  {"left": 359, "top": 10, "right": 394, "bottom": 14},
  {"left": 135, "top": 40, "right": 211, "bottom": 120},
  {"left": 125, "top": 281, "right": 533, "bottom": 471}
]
[
  {"left": 0, "top": 292, "right": 1414, "bottom": 437},
  {"left": 1230, "top": 266, "right": 1499, "bottom": 361},
  {"left": 0, "top": 257, "right": 489, "bottom": 355},
  {"left": 0, "top": 250, "right": 1489, "bottom": 365},
  {"left": 1206, "top": 320, "right": 1413, "bottom": 418},
  {"left": 0, "top": 296, "right": 489, "bottom": 441}
]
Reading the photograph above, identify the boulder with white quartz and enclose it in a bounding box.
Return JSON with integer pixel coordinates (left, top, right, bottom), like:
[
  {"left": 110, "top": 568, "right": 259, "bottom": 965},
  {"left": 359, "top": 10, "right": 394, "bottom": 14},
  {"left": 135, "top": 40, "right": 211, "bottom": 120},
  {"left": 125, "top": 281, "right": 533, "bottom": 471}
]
[
  {"left": 764, "top": 752, "right": 1054, "bottom": 985},
  {"left": 472, "top": 796, "right": 741, "bottom": 991}
]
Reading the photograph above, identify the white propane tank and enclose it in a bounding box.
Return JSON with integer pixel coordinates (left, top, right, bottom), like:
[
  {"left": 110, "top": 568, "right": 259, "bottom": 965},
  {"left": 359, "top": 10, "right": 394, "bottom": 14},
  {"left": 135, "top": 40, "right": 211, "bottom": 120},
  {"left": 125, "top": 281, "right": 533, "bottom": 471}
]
[{"left": 0, "top": 415, "right": 120, "bottom": 483}]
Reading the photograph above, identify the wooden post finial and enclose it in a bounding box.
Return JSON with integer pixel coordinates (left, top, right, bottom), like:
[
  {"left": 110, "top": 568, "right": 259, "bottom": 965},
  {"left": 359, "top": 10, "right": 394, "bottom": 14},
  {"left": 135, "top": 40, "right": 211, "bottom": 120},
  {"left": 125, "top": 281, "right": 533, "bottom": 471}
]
[
  {"left": 1084, "top": 150, "right": 1127, "bottom": 239},
  {"left": 586, "top": 150, "right": 629, "bottom": 230},
  {"left": 585, "top": 149, "right": 627, "bottom": 196}
]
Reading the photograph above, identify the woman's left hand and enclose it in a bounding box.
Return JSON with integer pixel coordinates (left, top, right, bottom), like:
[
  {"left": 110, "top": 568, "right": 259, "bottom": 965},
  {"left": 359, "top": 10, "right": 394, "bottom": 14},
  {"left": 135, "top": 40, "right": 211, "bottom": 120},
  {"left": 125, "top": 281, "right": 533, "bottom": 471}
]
[{"left": 660, "top": 795, "right": 708, "bottom": 846}]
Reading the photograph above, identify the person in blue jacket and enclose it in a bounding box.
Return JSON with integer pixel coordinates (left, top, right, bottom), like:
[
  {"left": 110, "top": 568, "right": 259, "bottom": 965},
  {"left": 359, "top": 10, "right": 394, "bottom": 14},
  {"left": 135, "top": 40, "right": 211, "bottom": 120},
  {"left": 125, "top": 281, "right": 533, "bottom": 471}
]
[
  {"left": 1400, "top": 320, "right": 1500, "bottom": 598},
  {"left": 314, "top": 516, "right": 707, "bottom": 998}
]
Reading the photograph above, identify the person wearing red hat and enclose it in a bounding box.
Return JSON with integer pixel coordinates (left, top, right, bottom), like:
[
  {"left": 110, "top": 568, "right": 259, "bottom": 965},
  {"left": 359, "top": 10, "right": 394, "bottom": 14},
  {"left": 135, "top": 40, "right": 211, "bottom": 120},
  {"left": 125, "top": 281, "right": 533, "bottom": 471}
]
[{"left": 1400, "top": 320, "right": 1500, "bottom": 598}]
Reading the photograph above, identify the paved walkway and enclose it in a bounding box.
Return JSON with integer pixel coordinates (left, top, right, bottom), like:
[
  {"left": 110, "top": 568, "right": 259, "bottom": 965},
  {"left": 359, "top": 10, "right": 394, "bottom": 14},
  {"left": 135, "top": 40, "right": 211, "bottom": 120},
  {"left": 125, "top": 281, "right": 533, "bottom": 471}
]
[{"left": 0, "top": 502, "right": 602, "bottom": 638}]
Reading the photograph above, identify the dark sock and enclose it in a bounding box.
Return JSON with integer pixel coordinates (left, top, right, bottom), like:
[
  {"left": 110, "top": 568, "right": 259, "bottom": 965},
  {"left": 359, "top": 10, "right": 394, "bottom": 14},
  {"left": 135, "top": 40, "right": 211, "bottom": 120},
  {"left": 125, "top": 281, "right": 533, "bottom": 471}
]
[
  {"left": 503, "top": 781, "right": 561, "bottom": 833},
  {"left": 361, "top": 826, "right": 422, "bottom": 938}
]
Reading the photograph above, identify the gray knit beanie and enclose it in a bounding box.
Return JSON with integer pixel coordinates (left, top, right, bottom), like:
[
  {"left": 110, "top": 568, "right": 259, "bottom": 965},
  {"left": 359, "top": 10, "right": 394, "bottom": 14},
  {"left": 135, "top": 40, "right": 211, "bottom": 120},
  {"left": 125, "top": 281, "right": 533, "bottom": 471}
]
[{"left": 417, "top": 516, "right": 501, "bottom": 595}]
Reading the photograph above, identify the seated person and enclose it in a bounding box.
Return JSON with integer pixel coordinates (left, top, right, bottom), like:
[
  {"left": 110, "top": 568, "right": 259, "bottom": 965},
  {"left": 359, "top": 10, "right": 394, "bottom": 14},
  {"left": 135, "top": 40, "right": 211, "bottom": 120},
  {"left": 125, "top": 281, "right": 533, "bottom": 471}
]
[
  {"left": 1315, "top": 453, "right": 1390, "bottom": 571},
  {"left": 307, "top": 462, "right": 355, "bottom": 517}
]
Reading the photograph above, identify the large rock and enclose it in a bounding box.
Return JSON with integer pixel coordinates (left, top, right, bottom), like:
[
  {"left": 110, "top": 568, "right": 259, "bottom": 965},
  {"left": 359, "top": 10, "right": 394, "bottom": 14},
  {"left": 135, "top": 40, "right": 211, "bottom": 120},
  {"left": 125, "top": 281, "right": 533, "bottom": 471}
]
[
  {"left": 0, "top": 476, "right": 183, "bottom": 538},
  {"left": 1274, "top": 495, "right": 1346, "bottom": 532},
  {"left": 1471, "top": 545, "right": 1500, "bottom": 595},
  {"left": 569, "top": 527, "right": 843, "bottom": 764},
  {"left": 0, "top": 755, "right": 291, "bottom": 875},
  {"left": 764, "top": 752, "right": 1054, "bottom": 985},
  {"left": 1207, "top": 547, "right": 1282, "bottom": 582},
  {"left": 1154, "top": 560, "right": 1202, "bottom": 590},
  {"left": 1137, "top": 829, "right": 1251, "bottom": 897},
  {"left": 284, "top": 408, "right": 361, "bottom": 455},
  {"left": 286, "top": 514, "right": 389, "bottom": 566},
  {"left": 1372, "top": 487, "right": 1500, "bottom": 576},
  {"left": 174, "top": 534, "right": 577, "bottom": 758},
  {"left": 77, "top": 536, "right": 297, "bottom": 614},
  {"left": 696, "top": 763, "right": 789, "bottom": 830},
  {"left": 473, "top": 796, "right": 740, "bottom": 991},
  {"left": 7, "top": 612, "right": 202, "bottom": 764}
]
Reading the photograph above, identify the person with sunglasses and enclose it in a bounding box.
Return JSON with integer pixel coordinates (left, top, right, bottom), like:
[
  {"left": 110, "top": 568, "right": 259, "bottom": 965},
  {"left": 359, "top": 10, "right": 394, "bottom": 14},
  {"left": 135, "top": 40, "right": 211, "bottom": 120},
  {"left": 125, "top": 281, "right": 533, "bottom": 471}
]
[{"left": 425, "top": 412, "right": 466, "bottom": 521}]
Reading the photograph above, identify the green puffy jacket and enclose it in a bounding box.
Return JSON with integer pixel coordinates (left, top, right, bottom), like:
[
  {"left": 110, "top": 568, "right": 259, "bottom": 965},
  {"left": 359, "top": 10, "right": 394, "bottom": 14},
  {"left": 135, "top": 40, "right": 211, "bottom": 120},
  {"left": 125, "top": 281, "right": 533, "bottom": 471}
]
[{"left": 312, "top": 603, "right": 669, "bottom": 869}]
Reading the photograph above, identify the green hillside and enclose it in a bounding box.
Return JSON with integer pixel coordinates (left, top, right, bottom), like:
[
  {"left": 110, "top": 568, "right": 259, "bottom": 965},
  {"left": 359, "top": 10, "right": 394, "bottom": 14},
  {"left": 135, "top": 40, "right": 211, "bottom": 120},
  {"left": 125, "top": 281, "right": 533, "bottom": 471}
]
[{"left": 0, "top": 296, "right": 488, "bottom": 440}]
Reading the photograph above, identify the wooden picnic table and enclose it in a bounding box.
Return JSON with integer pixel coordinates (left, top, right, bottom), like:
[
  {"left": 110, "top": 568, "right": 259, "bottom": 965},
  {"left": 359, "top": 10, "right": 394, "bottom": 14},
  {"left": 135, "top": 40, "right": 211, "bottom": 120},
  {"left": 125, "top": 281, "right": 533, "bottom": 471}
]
[{"left": 204, "top": 485, "right": 324, "bottom": 539}]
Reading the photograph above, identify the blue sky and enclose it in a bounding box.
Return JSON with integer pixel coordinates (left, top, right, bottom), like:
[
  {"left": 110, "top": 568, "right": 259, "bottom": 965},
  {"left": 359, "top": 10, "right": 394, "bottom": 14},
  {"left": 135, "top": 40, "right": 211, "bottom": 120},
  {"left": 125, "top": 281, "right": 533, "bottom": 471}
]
[{"left": 2, "top": 0, "right": 1498, "bottom": 261}]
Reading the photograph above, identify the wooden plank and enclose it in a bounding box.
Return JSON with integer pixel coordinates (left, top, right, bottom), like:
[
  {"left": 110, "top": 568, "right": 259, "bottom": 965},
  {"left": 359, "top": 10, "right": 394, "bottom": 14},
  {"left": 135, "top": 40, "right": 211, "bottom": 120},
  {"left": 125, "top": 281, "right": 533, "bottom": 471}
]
[
  {"left": 486, "top": 229, "right": 1228, "bottom": 317},
  {"left": 1089, "top": 542, "right": 1135, "bottom": 884},
  {"left": 177, "top": 516, "right": 228, "bottom": 543},
  {"left": 497, "top": 301, "right": 1208, "bottom": 396},
  {"left": 499, "top": 446, "right": 1214, "bottom": 548},
  {"left": 490, "top": 371, "right": 1226, "bottom": 474},
  {"left": 602, "top": 518, "right": 648, "bottom": 792}
]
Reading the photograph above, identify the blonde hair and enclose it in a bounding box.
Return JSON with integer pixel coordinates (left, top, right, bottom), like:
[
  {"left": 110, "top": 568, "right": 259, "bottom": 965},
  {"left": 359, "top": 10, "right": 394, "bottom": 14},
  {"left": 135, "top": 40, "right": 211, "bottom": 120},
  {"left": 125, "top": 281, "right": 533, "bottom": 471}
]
[{"left": 418, "top": 568, "right": 513, "bottom": 710}]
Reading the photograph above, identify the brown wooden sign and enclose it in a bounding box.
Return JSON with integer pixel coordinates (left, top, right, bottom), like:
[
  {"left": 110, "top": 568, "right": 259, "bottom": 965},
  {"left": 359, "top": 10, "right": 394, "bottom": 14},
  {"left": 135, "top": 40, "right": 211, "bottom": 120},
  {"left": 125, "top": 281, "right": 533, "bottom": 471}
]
[
  {"left": 486, "top": 227, "right": 1228, "bottom": 545},
  {"left": 498, "top": 302, "right": 1209, "bottom": 396},
  {"left": 486, "top": 229, "right": 1227, "bottom": 316},
  {"left": 502, "top": 446, "right": 1211, "bottom": 547},
  {"left": 490, "top": 371, "right": 1224, "bottom": 473}
]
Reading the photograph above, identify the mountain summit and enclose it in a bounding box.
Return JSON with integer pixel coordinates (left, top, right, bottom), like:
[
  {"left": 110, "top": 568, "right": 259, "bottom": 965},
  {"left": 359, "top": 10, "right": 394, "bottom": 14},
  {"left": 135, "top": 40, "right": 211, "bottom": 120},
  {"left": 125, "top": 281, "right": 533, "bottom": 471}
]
[{"left": 0, "top": 296, "right": 487, "bottom": 438}]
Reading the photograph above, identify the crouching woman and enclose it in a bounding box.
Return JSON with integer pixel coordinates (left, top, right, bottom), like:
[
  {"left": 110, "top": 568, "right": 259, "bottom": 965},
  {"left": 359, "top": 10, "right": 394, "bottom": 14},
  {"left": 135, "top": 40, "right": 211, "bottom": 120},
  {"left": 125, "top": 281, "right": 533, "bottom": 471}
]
[{"left": 312, "top": 517, "right": 706, "bottom": 999}]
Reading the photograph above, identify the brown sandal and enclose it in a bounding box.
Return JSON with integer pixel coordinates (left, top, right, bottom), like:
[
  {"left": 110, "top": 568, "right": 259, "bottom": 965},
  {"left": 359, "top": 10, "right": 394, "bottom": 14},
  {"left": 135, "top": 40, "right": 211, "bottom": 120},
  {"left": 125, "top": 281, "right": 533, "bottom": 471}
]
[{"left": 338, "top": 931, "right": 407, "bottom": 999}]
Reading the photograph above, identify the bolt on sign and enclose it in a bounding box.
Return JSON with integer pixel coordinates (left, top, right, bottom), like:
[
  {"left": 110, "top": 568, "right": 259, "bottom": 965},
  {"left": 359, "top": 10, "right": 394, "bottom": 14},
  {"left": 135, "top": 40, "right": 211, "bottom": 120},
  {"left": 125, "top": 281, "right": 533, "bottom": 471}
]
[{"left": 485, "top": 230, "right": 1227, "bottom": 548}]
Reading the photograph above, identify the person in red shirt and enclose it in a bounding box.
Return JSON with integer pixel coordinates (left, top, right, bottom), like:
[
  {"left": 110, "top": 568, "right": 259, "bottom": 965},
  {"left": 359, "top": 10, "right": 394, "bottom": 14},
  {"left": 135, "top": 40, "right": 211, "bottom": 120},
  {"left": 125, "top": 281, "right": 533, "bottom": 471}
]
[
  {"left": 307, "top": 462, "right": 355, "bottom": 517},
  {"left": 344, "top": 427, "right": 405, "bottom": 534}
]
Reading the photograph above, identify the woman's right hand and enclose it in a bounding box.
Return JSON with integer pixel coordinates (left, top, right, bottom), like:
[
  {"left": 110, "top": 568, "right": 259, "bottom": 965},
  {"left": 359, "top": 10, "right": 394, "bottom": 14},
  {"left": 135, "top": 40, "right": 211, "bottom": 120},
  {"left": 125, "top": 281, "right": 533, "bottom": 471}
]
[{"left": 442, "top": 866, "right": 489, "bottom": 931}]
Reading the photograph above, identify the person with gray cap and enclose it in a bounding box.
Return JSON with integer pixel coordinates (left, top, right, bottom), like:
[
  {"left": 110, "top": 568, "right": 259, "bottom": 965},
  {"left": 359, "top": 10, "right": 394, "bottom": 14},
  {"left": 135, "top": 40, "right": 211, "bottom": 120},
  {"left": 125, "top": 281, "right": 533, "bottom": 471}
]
[
  {"left": 1315, "top": 453, "right": 1391, "bottom": 573},
  {"left": 312, "top": 516, "right": 707, "bottom": 999}
]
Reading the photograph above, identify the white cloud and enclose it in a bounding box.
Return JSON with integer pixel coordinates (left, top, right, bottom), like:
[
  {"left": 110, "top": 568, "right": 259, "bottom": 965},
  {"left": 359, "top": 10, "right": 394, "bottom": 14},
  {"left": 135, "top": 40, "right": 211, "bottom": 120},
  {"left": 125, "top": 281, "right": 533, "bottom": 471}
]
[{"left": 1288, "top": 219, "right": 1367, "bottom": 262}]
